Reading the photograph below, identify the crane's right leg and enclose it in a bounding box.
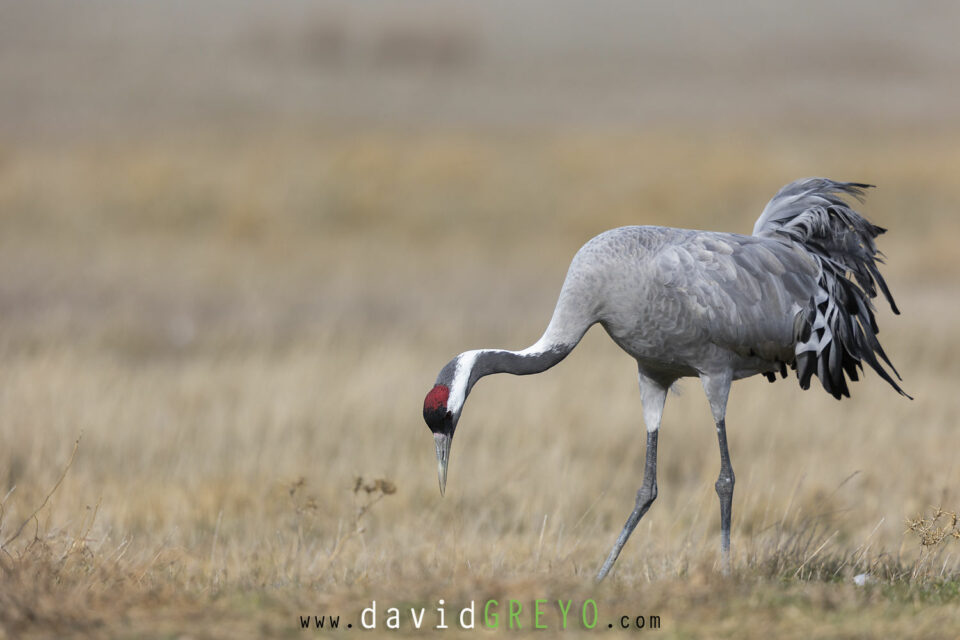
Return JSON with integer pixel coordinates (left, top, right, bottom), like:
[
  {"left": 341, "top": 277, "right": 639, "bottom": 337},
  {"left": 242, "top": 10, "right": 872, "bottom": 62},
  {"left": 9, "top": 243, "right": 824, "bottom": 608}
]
[
  {"left": 595, "top": 373, "right": 667, "bottom": 582},
  {"left": 701, "top": 371, "right": 734, "bottom": 575}
]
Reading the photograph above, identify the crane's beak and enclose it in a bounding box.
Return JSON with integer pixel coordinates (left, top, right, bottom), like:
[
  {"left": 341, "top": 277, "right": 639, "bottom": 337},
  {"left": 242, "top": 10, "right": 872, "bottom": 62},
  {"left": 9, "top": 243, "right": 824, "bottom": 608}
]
[{"left": 433, "top": 433, "right": 451, "bottom": 496}]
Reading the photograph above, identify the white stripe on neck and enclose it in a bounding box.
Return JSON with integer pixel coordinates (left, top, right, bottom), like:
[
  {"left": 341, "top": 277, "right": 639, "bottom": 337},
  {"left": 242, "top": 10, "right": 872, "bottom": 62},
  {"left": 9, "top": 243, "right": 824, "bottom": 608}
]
[
  {"left": 447, "top": 350, "right": 481, "bottom": 414},
  {"left": 446, "top": 337, "right": 557, "bottom": 414}
]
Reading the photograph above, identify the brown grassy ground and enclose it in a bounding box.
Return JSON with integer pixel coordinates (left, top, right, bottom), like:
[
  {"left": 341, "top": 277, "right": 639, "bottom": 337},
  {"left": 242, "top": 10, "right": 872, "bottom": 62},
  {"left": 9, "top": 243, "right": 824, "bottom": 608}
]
[{"left": 1, "top": 127, "right": 960, "bottom": 638}]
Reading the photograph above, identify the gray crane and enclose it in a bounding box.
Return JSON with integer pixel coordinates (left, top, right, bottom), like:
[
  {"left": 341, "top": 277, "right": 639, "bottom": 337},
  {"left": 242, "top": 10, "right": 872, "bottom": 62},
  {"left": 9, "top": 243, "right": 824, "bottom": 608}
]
[{"left": 422, "top": 178, "right": 909, "bottom": 581}]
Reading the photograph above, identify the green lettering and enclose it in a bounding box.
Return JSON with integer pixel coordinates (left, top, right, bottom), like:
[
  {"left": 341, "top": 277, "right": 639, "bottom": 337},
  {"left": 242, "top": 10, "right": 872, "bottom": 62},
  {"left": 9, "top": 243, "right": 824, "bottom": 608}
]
[
  {"left": 534, "top": 599, "right": 547, "bottom": 629},
  {"left": 582, "top": 600, "right": 598, "bottom": 629},
  {"left": 509, "top": 600, "right": 522, "bottom": 629},
  {"left": 484, "top": 600, "right": 498, "bottom": 629},
  {"left": 557, "top": 600, "right": 572, "bottom": 629}
]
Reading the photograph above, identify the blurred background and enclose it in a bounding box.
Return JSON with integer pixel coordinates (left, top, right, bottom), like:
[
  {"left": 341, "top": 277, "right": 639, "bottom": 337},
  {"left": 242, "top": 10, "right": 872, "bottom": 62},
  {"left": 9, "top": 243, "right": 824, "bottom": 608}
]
[
  {"left": 5, "top": 0, "right": 960, "bottom": 135},
  {"left": 1, "top": 1, "right": 959, "bottom": 636}
]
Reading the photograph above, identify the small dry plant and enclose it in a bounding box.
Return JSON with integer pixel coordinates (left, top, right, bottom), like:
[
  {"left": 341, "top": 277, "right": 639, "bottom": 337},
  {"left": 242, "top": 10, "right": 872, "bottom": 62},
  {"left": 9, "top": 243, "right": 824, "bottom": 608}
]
[
  {"left": 288, "top": 475, "right": 396, "bottom": 563},
  {"left": 905, "top": 506, "right": 960, "bottom": 581},
  {"left": 905, "top": 507, "right": 960, "bottom": 547},
  {"left": 0, "top": 435, "right": 83, "bottom": 557},
  {"left": 352, "top": 476, "right": 397, "bottom": 512},
  {"left": 327, "top": 476, "right": 396, "bottom": 559},
  {"left": 0, "top": 435, "right": 108, "bottom": 635}
]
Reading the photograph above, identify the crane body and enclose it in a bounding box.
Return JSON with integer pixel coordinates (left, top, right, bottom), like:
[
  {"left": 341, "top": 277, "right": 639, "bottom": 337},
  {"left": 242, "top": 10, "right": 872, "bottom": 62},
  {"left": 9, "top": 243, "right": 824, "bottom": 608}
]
[{"left": 421, "top": 178, "right": 908, "bottom": 581}]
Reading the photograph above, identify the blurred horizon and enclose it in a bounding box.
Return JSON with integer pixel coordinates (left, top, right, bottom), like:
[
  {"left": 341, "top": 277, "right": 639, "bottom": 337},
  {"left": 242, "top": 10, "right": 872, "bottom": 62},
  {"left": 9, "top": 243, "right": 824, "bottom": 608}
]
[{"left": 3, "top": 0, "right": 959, "bottom": 142}]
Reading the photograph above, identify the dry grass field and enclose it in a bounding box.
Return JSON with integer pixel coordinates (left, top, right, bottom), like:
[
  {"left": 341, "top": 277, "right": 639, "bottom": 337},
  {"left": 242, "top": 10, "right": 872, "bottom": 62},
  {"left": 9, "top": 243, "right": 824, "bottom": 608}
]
[
  {"left": 1, "top": 126, "right": 959, "bottom": 638},
  {"left": 3, "top": 2, "right": 960, "bottom": 637}
]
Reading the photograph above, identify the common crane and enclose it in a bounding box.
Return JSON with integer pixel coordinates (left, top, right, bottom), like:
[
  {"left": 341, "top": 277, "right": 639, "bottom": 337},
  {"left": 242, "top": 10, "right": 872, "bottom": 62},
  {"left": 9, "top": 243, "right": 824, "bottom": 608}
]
[{"left": 422, "top": 178, "right": 909, "bottom": 581}]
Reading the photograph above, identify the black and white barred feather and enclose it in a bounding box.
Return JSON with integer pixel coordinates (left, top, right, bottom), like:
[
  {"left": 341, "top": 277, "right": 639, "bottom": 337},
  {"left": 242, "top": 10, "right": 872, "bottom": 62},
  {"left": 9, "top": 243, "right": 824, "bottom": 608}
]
[{"left": 753, "top": 178, "right": 910, "bottom": 399}]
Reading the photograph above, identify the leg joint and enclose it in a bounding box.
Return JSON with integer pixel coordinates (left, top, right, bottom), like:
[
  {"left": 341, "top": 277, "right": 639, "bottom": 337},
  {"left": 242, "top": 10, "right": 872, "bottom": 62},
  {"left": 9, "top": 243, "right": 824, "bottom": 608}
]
[
  {"left": 636, "top": 481, "right": 658, "bottom": 507},
  {"left": 714, "top": 471, "right": 735, "bottom": 496}
]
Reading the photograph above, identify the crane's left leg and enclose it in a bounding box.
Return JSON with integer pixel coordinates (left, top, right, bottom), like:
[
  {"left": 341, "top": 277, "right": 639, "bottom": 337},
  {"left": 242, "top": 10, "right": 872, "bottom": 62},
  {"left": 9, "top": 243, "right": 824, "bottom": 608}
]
[
  {"left": 595, "top": 373, "right": 667, "bottom": 582},
  {"left": 702, "top": 371, "right": 734, "bottom": 575}
]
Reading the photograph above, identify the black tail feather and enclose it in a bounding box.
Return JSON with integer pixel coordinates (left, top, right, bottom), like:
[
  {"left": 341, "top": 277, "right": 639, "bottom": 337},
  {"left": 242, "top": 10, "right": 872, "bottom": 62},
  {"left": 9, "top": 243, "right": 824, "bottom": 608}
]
[{"left": 755, "top": 178, "right": 909, "bottom": 400}]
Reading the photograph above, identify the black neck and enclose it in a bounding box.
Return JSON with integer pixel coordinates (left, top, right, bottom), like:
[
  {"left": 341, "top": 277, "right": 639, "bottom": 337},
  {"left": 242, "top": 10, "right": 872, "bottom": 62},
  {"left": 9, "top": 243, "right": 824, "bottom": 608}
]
[{"left": 465, "top": 343, "right": 574, "bottom": 397}]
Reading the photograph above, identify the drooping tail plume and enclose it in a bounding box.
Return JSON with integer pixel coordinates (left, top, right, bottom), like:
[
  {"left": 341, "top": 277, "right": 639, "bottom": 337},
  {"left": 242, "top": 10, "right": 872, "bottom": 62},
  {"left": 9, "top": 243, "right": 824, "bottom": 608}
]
[{"left": 754, "top": 178, "right": 910, "bottom": 399}]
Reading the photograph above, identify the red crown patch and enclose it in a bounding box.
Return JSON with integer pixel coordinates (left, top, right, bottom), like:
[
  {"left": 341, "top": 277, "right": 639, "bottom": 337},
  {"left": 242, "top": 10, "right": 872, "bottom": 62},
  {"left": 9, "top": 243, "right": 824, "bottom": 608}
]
[{"left": 424, "top": 384, "right": 450, "bottom": 411}]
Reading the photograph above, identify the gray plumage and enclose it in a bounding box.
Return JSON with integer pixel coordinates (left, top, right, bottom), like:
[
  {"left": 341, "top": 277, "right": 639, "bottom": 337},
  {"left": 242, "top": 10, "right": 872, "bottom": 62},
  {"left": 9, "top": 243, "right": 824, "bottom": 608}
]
[{"left": 422, "top": 177, "right": 908, "bottom": 581}]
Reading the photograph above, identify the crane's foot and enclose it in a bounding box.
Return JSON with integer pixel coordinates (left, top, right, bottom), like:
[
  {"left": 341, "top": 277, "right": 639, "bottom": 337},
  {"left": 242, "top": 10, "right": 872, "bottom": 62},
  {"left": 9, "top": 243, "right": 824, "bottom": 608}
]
[{"left": 595, "top": 480, "right": 657, "bottom": 582}]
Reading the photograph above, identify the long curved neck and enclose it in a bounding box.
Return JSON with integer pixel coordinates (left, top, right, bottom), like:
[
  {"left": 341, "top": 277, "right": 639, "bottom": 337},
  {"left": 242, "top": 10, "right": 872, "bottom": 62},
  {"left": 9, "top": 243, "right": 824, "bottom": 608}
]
[
  {"left": 473, "top": 338, "right": 573, "bottom": 379},
  {"left": 445, "top": 286, "right": 596, "bottom": 413},
  {"left": 447, "top": 341, "right": 576, "bottom": 415}
]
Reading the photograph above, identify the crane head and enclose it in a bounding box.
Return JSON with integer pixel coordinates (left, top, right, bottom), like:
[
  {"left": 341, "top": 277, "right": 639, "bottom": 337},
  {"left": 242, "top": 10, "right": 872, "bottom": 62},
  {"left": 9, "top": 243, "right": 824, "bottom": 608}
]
[{"left": 423, "top": 383, "right": 455, "bottom": 496}]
